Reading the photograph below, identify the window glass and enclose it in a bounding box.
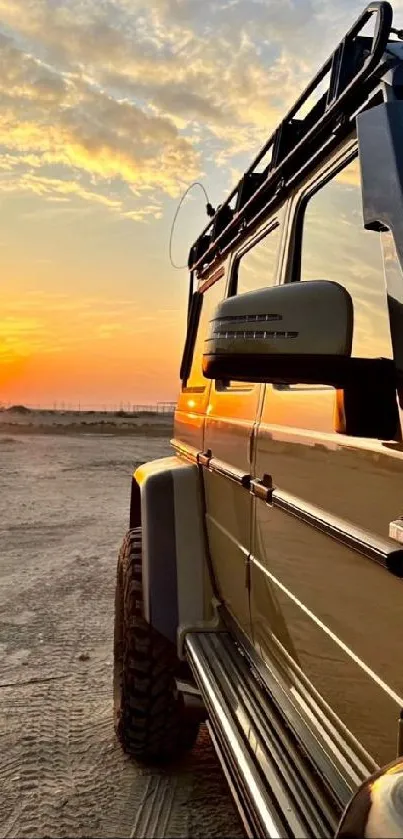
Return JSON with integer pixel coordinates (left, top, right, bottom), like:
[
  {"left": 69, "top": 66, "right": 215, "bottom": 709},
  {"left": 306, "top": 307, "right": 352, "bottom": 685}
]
[
  {"left": 235, "top": 223, "right": 281, "bottom": 295},
  {"left": 223, "top": 223, "right": 282, "bottom": 391},
  {"left": 184, "top": 277, "right": 224, "bottom": 391},
  {"left": 301, "top": 157, "right": 392, "bottom": 359},
  {"left": 381, "top": 229, "right": 403, "bottom": 375}
]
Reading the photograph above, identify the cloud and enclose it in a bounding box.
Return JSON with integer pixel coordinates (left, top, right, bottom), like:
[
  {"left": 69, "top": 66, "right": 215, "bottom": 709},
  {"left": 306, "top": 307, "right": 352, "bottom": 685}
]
[
  {"left": 0, "top": 32, "right": 67, "bottom": 103},
  {"left": 0, "top": 59, "right": 200, "bottom": 193},
  {"left": 0, "top": 1, "right": 311, "bottom": 159},
  {"left": 335, "top": 158, "right": 361, "bottom": 188},
  {"left": 0, "top": 0, "right": 401, "bottom": 221},
  {"left": 0, "top": 15, "right": 201, "bottom": 219}
]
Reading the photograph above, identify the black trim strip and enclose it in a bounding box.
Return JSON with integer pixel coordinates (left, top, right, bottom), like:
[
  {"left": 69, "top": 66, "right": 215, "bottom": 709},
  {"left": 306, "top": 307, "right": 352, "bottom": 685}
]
[
  {"left": 171, "top": 439, "right": 403, "bottom": 576},
  {"left": 180, "top": 290, "right": 203, "bottom": 383},
  {"left": 209, "top": 457, "right": 251, "bottom": 488},
  {"left": 172, "top": 441, "right": 251, "bottom": 488},
  {"left": 271, "top": 488, "right": 403, "bottom": 577}
]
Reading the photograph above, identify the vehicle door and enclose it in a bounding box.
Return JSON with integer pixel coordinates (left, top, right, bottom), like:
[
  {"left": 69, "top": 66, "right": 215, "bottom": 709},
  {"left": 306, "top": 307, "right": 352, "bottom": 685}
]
[
  {"left": 203, "top": 215, "right": 285, "bottom": 636},
  {"left": 250, "top": 140, "right": 403, "bottom": 769}
]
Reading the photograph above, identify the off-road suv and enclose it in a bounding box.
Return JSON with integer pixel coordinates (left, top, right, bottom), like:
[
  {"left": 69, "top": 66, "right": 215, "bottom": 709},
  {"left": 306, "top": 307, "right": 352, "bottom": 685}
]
[{"left": 114, "top": 4, "right": 403, "bottom": 835}]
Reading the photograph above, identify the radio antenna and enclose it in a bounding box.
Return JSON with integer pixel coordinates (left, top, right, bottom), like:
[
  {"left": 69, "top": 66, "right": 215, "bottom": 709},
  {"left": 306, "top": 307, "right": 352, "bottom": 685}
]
[{"left": 169, "top": 182, "right": 215, "bottom": 270}]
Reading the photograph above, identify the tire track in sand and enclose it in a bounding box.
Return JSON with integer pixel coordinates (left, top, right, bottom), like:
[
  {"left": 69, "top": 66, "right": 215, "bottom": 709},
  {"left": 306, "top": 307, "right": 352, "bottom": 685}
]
[
  {"left": 0, "top": 434, "right": 244, "bottom": 839},
  {"left": 0, "top": 664, "right": 243, "bottom": 838}
]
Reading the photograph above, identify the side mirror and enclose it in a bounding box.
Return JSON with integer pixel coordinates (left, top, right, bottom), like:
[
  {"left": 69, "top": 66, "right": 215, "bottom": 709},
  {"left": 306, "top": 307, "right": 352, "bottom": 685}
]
[
  {"left": 203, "top": 280, "right": 353, "bottom": 385},
  {"left": 336, "top": 757, "right": 403, "bottom": 838},
  {"left": 202, "top": 279, "right": 400, "bottom": 440}
]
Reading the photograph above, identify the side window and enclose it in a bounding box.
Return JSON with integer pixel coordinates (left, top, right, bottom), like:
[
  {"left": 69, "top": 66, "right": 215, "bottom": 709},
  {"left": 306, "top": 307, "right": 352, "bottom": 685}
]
[
  {"left": 183, "top": 277, "right": 224, "bottom": 392},
  {"left": 232, "top": 222, "right": 281, "bottom": 296},
  {"left": 222, "top": 222, "right": 282, "bottom": 392},
  {"left": 300, "top": 157, "right": 393, "bottom": 360}
]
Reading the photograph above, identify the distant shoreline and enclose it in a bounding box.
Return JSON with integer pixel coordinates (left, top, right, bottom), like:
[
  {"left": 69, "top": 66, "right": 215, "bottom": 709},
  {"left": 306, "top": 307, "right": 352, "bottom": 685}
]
[
  {"left": 0, "top": 422, "right": 172, "bottom": 437},
  {"left": 0, "top": 409, "right": 173, "bottom": 437}
]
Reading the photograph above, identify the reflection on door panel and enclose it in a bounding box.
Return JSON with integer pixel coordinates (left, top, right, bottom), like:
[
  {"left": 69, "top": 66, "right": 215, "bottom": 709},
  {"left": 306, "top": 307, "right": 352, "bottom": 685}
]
[
  {"left": 251, "top": 495, "right": 403, "bottom": 766},
  {"left": 205, "top": 385, "right": 262, "bottom": 636},
  {"left": 204, "top": 469, "right": 251, "bottom": 631},
  {"left": 251, "top": 153, "right": 403, "bottom": 767}
]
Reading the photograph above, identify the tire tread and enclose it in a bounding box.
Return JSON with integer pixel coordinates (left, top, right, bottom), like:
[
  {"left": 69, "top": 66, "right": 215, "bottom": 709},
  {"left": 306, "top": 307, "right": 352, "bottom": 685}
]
[{"left": 113, "top": 527, "right": 199, "bottom": 761}]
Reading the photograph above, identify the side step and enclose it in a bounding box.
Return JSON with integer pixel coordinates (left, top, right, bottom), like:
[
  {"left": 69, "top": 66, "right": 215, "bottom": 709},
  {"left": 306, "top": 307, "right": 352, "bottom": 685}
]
[{"left": 185, "top": 631, "right": 343, "bottom": 839}]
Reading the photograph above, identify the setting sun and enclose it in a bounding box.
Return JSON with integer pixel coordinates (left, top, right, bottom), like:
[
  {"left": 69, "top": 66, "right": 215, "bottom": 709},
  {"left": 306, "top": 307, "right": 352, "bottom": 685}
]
[{"left": 0, "top": 0, "right": 396, "bottom": 407}]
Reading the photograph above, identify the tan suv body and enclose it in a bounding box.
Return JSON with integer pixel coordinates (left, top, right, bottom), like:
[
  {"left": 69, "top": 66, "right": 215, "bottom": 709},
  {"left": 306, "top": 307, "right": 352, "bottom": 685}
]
[{"left": 114, "top": 4, "right": 403, "bottom": 835}]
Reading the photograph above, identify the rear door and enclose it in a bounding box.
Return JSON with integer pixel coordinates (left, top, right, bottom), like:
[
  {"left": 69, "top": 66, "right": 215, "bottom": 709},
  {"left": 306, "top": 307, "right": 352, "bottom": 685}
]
[{"left": 250, "top": 142, "right": 403, "bottom": 768}]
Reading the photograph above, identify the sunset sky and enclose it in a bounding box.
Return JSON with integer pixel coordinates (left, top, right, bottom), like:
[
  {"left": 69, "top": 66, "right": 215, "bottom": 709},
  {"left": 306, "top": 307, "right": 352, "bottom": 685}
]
[{"left": 0, "top": 0, "right": 401, "bottom": 407}]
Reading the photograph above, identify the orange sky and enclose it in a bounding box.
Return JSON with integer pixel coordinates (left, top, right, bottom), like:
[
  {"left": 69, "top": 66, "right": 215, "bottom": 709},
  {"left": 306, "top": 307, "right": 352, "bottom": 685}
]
[{"left": 0, "top": 0, "right": 396, "bottom": 407}]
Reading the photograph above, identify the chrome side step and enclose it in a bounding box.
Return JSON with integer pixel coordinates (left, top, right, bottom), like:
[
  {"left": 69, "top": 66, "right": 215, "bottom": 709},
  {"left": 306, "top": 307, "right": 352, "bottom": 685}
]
[{"left": 185, "top": 632, "right": 342, "bottom": 839}]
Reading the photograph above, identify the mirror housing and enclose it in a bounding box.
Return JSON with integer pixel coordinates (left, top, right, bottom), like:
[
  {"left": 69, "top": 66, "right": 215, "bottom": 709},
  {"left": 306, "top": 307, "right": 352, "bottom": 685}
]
[
  {"left": 202, "top": 280, "right": 400, "bottom": 439},
  {"left": 203, "top": 280, "right": 353, "bottom": 385},
  {"left": 335, "top": 757, "right": 403, "bottom": 838}
]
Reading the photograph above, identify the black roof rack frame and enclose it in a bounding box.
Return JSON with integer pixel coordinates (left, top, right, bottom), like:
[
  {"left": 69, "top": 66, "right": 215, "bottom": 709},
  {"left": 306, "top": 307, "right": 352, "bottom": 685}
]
[{"left": 188, "top": 1, "right": 394, "bottom": 276}]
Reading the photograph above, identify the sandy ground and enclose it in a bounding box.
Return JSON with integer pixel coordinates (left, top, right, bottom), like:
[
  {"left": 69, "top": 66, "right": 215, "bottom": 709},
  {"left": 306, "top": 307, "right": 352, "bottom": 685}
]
[{"left": 0, "top": 433, "right": 243, "bottom": 839}]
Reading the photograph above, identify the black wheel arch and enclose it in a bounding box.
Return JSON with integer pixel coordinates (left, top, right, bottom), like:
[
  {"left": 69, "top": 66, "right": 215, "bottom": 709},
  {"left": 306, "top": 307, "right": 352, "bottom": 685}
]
[{"left": 129, "top": 475, "right": 141, "bottom": 529}]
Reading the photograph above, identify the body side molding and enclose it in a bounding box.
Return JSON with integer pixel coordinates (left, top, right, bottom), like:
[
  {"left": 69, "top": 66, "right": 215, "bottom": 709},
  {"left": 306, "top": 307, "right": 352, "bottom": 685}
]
[
  {"left": 269, "top": 487, "right": 403, "bottom": 576},
  {"left": 172, "top": 439, "right": 403, "bottom": 575}
]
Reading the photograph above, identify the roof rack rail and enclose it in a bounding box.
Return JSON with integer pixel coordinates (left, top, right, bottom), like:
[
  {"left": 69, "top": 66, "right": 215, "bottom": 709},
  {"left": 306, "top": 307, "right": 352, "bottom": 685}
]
[{"left": 188, "top": 1, "right": 394, "bottom": 275}]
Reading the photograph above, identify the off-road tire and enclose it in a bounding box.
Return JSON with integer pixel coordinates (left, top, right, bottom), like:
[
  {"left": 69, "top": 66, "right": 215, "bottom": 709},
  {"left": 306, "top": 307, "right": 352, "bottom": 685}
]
[{"left": 113, "top": 527, "right": 200, "bottom": 762}]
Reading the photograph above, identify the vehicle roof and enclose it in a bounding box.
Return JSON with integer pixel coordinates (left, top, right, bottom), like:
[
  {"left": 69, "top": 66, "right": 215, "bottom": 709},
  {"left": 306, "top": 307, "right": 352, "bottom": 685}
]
[{"left": 188, "top": 1, "right": 403, "bottom": 279}]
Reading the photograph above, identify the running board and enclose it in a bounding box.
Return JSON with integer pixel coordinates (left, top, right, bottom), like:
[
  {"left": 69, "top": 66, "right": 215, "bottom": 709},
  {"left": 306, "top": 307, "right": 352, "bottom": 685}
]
[{"left": 185, "top": 631, "right": 343, "bottom": 839}]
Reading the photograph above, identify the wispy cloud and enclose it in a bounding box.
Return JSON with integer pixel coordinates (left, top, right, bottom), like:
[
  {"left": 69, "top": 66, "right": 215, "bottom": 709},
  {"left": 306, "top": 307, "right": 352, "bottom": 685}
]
[{"left": 2, "top": 0, "right": 394, "bottom": 222}]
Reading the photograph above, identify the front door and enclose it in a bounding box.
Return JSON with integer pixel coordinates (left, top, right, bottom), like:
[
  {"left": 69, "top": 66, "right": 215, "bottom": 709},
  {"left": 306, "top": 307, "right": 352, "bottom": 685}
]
[
  {"left": 204, "top": 216, "right": 283, "bottom": 636},
  {"left": 250, "top": 148, "right": 403, "bottom": 768}
]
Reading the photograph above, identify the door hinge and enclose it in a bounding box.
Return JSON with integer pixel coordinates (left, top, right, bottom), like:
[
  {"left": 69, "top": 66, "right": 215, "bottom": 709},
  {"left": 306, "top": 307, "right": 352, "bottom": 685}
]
[{"left": 197, "top": 449, "right": 212, "bottom": 468}]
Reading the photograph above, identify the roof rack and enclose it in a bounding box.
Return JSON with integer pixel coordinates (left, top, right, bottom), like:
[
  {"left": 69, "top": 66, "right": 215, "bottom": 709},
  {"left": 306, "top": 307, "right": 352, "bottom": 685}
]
[{"left": 188, "top": 1, "right": 394, "bottom": 275}]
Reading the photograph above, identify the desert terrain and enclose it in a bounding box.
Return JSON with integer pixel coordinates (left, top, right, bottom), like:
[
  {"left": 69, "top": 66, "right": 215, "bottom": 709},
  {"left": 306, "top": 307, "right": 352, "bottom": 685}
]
[
  {"left": 0, "top": 406, "right": 173, "bottom": 437},
  {"left": 0, "top": 420, "right": 243, "bottom": 838}
]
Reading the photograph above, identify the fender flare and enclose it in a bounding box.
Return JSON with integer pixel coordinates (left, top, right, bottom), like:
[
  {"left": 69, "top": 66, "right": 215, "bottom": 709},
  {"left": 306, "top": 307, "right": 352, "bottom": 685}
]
[{"left": 130, "top": 456, "right": 210, "bottom": 645}]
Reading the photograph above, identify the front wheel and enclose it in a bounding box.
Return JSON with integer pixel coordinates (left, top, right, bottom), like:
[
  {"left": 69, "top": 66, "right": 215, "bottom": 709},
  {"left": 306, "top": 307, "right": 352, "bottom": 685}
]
[{"left": 113, "top": 528, "right": 200, "bottom": 762}]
